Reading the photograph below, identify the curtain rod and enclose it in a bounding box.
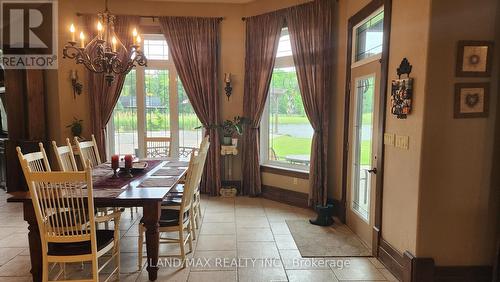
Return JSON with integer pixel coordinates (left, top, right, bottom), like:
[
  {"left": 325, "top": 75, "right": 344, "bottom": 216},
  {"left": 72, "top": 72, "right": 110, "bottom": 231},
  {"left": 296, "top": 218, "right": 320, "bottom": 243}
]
[{"left": 76, "top": 13, "right": 224, "bottom": 21}]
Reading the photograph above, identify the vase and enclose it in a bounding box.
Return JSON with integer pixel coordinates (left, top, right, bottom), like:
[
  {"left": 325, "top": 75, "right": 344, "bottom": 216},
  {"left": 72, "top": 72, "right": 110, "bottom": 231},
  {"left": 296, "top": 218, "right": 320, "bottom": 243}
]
[
  {"left": 223, "top": 136, "right": 232, "bottom": 145},
  {"left": 231, "top": 138, "right": 238, "bottom": 146}
]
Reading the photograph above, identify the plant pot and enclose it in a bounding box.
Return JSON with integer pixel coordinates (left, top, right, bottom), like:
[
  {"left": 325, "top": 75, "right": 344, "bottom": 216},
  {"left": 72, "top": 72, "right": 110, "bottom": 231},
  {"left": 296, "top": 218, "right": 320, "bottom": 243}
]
[
  {"left": 231, "top": 138, "right": 238, "bottom": 146},
  {"left": 309, "top": 204, "right": 334, "bottom": 226},
  {"left": 222, "top": 136, "right": 232, "bottom": 145}
]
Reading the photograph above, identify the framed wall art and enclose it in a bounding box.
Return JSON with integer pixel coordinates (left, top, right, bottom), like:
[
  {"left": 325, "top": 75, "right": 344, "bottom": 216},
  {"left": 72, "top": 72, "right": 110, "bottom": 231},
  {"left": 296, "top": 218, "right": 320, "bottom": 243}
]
[
  {"left": 454, "top": 83, "right": 489, "bottom": 118},
  {"left": 456, "top": 41, "right": 494, "bottom": 77},
  {"left": 391, "top": 58, "right": 413, "bottom": 119}
]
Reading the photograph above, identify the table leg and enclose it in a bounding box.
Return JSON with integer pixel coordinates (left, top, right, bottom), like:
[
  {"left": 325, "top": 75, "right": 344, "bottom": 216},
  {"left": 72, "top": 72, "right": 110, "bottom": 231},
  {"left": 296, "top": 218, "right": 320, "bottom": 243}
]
[
  {"left": 23, "top": 201, "right": 42, "bottom": 282},
  {"left": 143, "top": 202, "right": 161, "bottom": 281}
]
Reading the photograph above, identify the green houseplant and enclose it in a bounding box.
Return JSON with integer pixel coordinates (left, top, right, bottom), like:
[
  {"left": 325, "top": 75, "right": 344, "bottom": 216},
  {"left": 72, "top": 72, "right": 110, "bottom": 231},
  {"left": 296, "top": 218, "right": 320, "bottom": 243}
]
[
  {"left": 221, "top": 116, "right": 248, "bottom": 145},
  {"left": 66, "top": 117, "right": 83, "bottom": 138}
]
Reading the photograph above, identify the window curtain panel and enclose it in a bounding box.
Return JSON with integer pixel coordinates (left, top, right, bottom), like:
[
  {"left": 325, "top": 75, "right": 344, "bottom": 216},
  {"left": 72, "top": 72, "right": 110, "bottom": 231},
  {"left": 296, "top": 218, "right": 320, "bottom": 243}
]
[
  {"left": 286, "top": 0, "right": 334, "bottom": 206},
  {"left": 84, "top": 15, "right": 140, "bottom": 157},
  {"left": 241, "top": 12, "right": 285, "bottom": 196},
  {"left": 159, "top": 16, "right": 221, "bottom": 196}
]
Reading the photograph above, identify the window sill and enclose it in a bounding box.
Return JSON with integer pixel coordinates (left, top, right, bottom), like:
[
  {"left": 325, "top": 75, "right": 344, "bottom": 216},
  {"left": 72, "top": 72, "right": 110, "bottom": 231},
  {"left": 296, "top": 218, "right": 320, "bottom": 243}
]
[{"left": 260, "top": 165, "right": 309, "bottom": 180}]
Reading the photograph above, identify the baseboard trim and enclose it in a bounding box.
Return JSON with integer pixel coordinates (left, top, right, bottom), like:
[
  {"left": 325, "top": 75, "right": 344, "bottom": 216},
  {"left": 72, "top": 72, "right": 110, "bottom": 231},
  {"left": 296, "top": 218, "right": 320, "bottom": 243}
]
[
  {"left": 378, "top": 237, "right": 493, "bottom": 282},
  {"left": 261, "top": 185, "right": 309, "bottom": 208}
]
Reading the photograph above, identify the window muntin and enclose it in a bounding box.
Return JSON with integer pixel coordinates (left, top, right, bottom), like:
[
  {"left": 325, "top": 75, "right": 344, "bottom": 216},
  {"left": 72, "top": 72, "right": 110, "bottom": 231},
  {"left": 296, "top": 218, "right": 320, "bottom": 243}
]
[
  {"left": 108, "top": 35, "right": 202, "bottom": 158},
  {"left": 260, "top": 28, "right": 313, "bottom": 171},
  {"left": 353, "top": 9, "right": 384, "bottom": 63}
]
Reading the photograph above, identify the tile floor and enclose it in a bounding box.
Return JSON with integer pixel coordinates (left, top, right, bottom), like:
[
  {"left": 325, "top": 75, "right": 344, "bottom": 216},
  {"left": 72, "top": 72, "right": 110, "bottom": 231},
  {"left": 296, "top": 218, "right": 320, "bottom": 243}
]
[{"left": 0, "top": 190, "right": 399, "bottom": 281}]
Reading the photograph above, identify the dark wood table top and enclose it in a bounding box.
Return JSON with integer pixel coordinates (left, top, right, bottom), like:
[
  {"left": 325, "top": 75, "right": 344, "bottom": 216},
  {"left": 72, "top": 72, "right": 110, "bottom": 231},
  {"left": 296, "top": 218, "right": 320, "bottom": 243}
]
[{"left": 7, "top": 159, "right": 189, "bottom": 207}]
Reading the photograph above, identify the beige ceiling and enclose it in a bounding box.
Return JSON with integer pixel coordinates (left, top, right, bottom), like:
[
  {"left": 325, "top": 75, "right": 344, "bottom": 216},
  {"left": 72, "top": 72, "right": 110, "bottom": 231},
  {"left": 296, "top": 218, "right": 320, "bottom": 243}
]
[{"left": 144, "top": 0, "right": 255, "bottom": 3}]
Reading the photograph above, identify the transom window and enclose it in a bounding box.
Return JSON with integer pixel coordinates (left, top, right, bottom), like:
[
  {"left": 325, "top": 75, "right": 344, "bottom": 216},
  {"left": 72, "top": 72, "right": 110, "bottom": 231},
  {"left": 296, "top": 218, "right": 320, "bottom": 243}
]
[
  {"left": 108, "top": 34, "right": 202, "bottom": 158},
  {"left": 353, "top": 9, "right": 384, "bottom": 64},
  {"left": 260, "top": 27, "right": 313, "bottom": 171}
]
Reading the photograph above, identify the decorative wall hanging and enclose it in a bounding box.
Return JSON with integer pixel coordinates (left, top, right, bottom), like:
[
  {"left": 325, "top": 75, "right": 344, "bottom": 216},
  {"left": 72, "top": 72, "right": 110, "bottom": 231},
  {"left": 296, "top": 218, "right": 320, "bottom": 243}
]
[
  {"left": 224, "top": 73, "right": 232, "bottom": 100},
  {"left": 454, "top": 83, "right": 489, "bottom": 118},
  {"left": 391, "top": 58, "right": 413, "bottom": 119},
  {"left": 456, "top": 41, "right": 494, "bottom": 77},
  {"left": 70, "top": 70, "right": 83, "bottom": 99}
]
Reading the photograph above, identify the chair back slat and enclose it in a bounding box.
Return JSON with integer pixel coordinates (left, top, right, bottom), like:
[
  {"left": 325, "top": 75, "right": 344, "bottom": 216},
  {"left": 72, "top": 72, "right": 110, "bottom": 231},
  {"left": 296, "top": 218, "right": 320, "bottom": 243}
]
[
  {"left": 74, "top": 135, "right": 102, "bottom": 169},
  {"left": 52, "top": 138, "right": 78, "bottom": 172},
  {"left": 17, "top": 143, "right": 51, "bottom": 172},
  {"left": 22, "top": 164, "right": 95, "bottom": 244}
]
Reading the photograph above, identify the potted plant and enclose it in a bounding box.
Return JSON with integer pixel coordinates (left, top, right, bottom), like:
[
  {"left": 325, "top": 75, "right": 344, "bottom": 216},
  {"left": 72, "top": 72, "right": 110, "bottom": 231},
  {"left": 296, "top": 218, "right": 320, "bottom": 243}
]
[
  {"left": 221, "top": 116, "right": 248, "bottom": 146},
  {"left": 66, "top": 117, "right": 83, "bottom": 139}
]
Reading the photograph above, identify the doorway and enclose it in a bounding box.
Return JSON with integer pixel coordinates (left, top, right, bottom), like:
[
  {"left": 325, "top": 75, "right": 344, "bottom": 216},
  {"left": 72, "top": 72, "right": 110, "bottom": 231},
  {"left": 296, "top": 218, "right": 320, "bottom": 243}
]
[{"left": 341, "top": 1, "right": 390, "bottom": 255}]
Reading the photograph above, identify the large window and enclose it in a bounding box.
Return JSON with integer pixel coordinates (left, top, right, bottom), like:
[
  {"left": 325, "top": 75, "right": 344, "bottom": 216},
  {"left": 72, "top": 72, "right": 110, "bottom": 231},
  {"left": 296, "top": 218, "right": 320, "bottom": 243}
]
[
  {"left": 260, "top": 28, "right": 313, "bottom": 171},
  {"left": 108, "top": 34, "right": 202, "bottom": 158}
]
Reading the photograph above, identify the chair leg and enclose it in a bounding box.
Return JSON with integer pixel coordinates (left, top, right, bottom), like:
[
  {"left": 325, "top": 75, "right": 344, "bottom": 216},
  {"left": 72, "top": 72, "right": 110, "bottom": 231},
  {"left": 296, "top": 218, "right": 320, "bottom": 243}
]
[
  {"left": 42, "top": 257, "right": 49, "bottom": 282},
  {"left": 92, "top": 257, "right": 99, "bottom": 282},
  {"left": 190, "top": 212, "right": 196, "bottom": 241},
  {"left": 130, "top": 207, "right": 134, "bottom": 219},
  {"left": 187, "top": 224, "right": 193, "bottom": 253},
  {"left": 195, "top": 203, "right": 201, "bottom": 229},
  {"left": 138, "top": 224, "right": 144, "bottom": 271},
  {"left": 179, "top": 229, "right": 186, "bottom": 268}
]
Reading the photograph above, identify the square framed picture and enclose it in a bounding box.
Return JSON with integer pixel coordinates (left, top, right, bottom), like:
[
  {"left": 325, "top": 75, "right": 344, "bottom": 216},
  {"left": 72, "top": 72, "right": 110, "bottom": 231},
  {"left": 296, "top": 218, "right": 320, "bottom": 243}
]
[
  {"left": 456, "top": 41, "right": 494, "bottom": 77},
  {"left": 454, "top": 83, "right": 489, "bottom": 118}
]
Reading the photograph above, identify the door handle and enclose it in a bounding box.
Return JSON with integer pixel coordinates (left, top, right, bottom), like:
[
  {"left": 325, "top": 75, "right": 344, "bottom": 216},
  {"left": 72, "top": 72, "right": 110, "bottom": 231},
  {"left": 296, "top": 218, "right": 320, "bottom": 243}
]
[{"left": 367, "top": 168, "right": 377, "bottom": 174}]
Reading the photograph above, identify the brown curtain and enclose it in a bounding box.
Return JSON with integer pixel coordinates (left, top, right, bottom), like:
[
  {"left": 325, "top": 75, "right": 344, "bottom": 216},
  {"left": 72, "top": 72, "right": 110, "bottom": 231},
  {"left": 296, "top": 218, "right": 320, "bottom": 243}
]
[
  {"left": 85, "top": 15, "right": 140, "bottom": 157},
  {"left": 241, "top": 12, "right": 285, "bottom": 196},
  {"left": 286, "top": 0, "right": 334, "bottom": 206},
  {"left": 159, "top": 17, "right": 221, "bottom": 196}
]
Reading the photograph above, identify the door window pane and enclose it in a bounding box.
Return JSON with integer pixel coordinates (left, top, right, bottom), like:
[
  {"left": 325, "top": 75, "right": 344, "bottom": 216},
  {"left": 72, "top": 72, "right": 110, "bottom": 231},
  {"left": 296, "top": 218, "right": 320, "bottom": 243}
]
[
  {"left": 112, "top": 70, "right": 138, "bottom": 155},
  {"left": 352, "top": 76, "right": 375, "bottom": 221},
  {"left": 143, "top": 39, "right": 168, "bottom": 60},
  {"left": 177, "top": 78, "right": 203, "bottom": 157},
  {"left": 354, "top": 10, "right": 384, "bottom": 62},
  {"left": 145, "top": 69, "right": 170, "bottom": 138}
]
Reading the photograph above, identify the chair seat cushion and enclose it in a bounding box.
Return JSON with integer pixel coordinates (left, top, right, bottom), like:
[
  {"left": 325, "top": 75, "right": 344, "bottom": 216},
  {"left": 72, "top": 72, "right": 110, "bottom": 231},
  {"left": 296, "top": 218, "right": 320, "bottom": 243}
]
[
  {"left": 141, "top": 209, "right": 189, "bottom": 227},
  {"left": 162, "top": 197, "right": 181, "bottom": 206},
  {"left": 47, "top": 230, "right": 115, "bottom": 256}
]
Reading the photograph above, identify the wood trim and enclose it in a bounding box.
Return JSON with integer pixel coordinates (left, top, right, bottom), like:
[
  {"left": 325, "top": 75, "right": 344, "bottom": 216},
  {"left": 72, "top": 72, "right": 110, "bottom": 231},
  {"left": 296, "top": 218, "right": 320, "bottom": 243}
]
[
  {"left": 434, "top": 266, "right": 493, "bottom": 282},
  {"left": 261, "top": 185, "right": 309, "bottom": 208},
  {"left": 341, "top": 0, "right": 392, "bottom": 255},
  {"left": 260, "top": 165, "right": 309, "bottom": 180},
  {"left": 378, "top": 238, "right": 407, "bottom": 281}
]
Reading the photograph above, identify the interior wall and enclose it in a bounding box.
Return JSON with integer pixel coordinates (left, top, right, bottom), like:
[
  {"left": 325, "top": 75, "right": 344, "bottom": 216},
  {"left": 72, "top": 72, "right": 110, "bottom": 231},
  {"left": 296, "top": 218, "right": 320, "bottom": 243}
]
[
  {"left": 417, "top": 0, "right": 499, "bottom": 265},
  {"left": 380, "top": 0, "right": 432, "bottom": 255}
]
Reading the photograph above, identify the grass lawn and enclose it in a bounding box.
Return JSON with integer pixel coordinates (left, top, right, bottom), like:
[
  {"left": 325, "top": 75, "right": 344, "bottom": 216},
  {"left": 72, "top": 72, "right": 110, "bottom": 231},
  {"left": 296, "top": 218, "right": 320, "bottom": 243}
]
[{"left": 272, "top": 135, "right": 372, "bottom": 165}]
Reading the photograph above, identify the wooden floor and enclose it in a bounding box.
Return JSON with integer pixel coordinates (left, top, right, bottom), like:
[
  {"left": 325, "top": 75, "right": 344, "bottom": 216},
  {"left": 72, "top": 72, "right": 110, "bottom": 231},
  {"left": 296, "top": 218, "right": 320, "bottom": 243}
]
[{"left": 0, "top": 190, "right": 398, "bottom": 281}]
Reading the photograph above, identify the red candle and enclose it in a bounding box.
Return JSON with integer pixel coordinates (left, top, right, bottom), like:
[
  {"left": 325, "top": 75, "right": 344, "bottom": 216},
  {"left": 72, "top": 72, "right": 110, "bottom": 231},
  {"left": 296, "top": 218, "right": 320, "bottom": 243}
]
[
  {"left": 111, "top": 155, "right": 119, "bottom": 170},
  {"left": 124, "top": 154, "right": 133, "bottom": 169}
]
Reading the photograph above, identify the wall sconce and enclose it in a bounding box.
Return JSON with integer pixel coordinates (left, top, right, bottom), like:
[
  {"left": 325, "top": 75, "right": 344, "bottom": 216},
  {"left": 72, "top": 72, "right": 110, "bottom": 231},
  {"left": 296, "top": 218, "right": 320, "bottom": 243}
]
[
  {"left": 224, "top": 73, "right": 232, "bottom": 101},
  {"left": 70, "top": 70, "right": 83, "bottom": 99}
]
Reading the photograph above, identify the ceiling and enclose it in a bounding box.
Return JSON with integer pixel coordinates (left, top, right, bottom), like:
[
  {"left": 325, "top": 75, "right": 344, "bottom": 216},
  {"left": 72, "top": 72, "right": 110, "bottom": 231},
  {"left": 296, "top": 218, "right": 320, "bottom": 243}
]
[{"left": 144, "top": 0, "right": 255, "bottom": 3}]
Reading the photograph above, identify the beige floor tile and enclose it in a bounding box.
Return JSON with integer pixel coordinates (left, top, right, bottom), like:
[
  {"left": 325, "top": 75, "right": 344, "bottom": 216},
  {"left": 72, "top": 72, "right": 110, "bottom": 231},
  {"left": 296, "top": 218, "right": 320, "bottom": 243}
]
[
  {"left": 270, "top": 222, "right": 291, "bottom": 235},
  {"left": 279, "top": 250, "right": 331, "bottom": 270},
  {"left": 196, "top": 235, "right": 236, "bottom": 251},
  {"left": 203, "top": 212, "right": 235, "bottom": 223},
  {"left": 235, "top": 207, "right": 267, "bottom": 216},
  {"left": 238, "top": 259, "right": 287, "bottom": 282},
  {"left": 287, "top": 269, "right": 339, "bottom": 282},
  {"left": 237, "top": 242, "right": 280, "bottom": 259},
  {"left": 137, "top": 265, "right": 190, "bottom": 282},
  {"left": 200, "top": 222, "right": 236, "bottom": 235},
  {"left": 0, "top": 248, "right": 25, "bottom": 266},
  {"left": 236, "top": 216, "right": 270, "bottom": 228},
  {"left": 332, "top": 258, "right": 386, "bottom": 281},
  {"left": 188, "top": 270, "right": 237, "bottom": 282},
  {"left": 369, "top": 257, "right": 386, "bottom": 269},
  {"left": 237, "top": 228, "right": 274, "bottom": 242},
  {"left": 0, "top": 233, "right": 29, "bottom": 248},
  {"left": 274, "top": 234, "right": 298, "bottom": 250},
  {"left": 191, "top": 250, "right": 237, "bottom": 271},
  {"left": 0, "top": 255, "right": 32, "bottom": 277},
  {"left": 120, "top": 236, "right": 140, "bottom": 253},
  {"left": 0, "top": 277, "right": 33, "bottom": 282}
]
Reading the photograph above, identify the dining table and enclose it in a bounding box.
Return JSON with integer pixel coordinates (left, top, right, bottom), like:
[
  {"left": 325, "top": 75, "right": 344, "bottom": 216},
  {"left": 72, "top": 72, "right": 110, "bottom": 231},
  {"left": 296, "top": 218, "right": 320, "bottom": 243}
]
[{"left": 7, "top": 158, "right": 189, "bottom": 282}]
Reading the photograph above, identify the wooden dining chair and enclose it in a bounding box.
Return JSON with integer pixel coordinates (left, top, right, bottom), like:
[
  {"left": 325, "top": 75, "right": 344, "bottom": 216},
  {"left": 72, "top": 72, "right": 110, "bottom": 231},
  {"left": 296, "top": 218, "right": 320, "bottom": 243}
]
[
  {"left": 74, "top": 135, "right": 102, "bottom": 169},
  {"left": 144, "top": 136, "right": 173, "bottom": 158},
  {"left": 19, "top": 159, "right": 121, "bottom": 282},
  {"left": 52, "top": 138, "right": 78, "bottom": 172},
  {"left": 137, "top": 138, "right": 209, "bottom": 270},
  {"left": 16, "top": 143, "right": 51, "bottom": 172}
]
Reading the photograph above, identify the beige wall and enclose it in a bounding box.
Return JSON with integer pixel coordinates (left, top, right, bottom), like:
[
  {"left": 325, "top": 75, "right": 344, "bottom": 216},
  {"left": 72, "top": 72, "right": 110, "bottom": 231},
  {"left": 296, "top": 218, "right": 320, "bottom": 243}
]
[{"left": 417, "top": 0, "right": 499, "bottom": 265}]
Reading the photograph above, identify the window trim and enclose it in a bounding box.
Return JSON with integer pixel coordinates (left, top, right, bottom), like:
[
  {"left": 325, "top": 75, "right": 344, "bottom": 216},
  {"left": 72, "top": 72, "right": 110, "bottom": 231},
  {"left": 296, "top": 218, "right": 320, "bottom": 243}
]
[{"left": 351, "top": 7, "right": 384, "bottom": 65}]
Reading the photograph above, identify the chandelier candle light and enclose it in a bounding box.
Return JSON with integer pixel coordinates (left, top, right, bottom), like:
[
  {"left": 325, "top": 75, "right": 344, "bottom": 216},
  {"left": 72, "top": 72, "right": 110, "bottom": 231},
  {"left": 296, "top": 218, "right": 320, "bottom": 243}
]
[{"left": 63, "top": 0, "right": 147, "bottom": 85}]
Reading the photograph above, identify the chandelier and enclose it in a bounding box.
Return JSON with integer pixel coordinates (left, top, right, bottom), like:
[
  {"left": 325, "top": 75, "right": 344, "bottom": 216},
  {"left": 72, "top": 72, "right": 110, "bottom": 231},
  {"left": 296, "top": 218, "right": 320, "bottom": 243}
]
[{"left": 63, "top": 0, "right": 147, "bottom": 85}]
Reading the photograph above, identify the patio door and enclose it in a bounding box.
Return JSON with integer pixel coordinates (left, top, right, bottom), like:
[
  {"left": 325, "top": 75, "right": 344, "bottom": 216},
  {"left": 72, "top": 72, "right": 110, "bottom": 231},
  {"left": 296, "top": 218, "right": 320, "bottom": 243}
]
[{"left": 346, "top": 7, "right": 384, "bottom": 250}]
